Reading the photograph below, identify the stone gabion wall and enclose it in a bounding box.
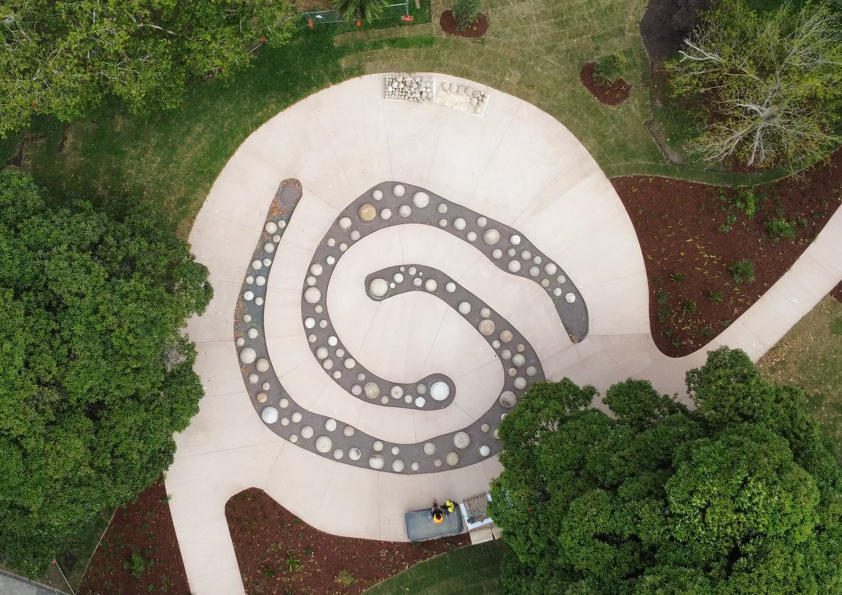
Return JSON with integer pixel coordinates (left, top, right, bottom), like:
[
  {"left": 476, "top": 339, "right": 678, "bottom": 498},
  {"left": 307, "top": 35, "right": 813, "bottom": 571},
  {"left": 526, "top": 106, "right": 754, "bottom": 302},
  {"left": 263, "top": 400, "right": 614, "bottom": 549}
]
[{"left": 384, "top": 73, "right": 436, "bottom": 102}]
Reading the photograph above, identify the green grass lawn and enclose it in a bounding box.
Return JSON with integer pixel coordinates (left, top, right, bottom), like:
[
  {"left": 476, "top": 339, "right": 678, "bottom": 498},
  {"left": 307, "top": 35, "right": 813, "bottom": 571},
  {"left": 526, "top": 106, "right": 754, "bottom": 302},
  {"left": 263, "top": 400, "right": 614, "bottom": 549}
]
[
  {"left": 364, "top": 541, "right": 507, "bottom": 595},
  {"left": 2, "top": 0, "right": 786, "bottom": 237},
  {"left": 757, "top": 295, "right": 842, "bottom": 443}
]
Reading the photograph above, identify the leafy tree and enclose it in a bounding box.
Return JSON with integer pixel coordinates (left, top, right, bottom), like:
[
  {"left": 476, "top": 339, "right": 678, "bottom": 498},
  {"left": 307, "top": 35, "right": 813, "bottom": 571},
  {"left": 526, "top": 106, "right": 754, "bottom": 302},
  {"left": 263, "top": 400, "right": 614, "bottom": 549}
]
[
  {"left": 666, "top": 0, "right": 842, "bottom": 168},
  {"left": 332, "top": 0, "right": 391, "bottom": 24},
  {"left": 453, "top": 0, "right": 482, "bottom": 30},
  {"left": 490, "top": 347, "right": 842, "bottom": 595},
  {"left": 0, "top": 0, "right": 296, "bottom": 136},
  {"left": 0, "top": 170, "right": 212, "bottom": 575}
]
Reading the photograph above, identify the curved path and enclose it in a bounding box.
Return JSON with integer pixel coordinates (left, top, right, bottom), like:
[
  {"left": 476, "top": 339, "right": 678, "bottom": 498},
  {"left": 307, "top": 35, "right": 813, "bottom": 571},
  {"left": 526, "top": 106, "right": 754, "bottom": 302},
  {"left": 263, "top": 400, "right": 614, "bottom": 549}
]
[{"left": 167, "top": 74, "right": 842, "bottom": 595}]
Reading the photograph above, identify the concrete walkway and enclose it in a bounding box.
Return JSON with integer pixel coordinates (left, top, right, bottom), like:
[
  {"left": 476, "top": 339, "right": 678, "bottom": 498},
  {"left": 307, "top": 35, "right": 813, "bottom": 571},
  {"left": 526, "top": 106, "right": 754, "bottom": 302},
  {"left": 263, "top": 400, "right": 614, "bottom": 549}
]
[
  {"left": 0, "top": 569, "right": 67, "bottom": 595},
  {"left": 167, "top": 73, "right": 842, "bottom": 595}
]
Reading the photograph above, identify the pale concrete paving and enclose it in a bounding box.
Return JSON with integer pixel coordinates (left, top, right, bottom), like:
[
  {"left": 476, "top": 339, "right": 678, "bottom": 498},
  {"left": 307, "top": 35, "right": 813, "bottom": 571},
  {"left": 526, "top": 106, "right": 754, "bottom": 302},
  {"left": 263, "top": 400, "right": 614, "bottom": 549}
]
[
  {"left": 168, "top": 73, "right": 842, "bottom": 595},
  {"left": 0, "top": 569, "right": 66, "bottom": 595}
]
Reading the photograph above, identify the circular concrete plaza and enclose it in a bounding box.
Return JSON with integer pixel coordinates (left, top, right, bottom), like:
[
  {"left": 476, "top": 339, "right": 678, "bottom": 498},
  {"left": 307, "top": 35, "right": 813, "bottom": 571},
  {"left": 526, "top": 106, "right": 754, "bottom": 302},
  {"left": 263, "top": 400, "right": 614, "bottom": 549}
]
[{"left": 166, "top": 74, "right": 772, "bottom": 595}]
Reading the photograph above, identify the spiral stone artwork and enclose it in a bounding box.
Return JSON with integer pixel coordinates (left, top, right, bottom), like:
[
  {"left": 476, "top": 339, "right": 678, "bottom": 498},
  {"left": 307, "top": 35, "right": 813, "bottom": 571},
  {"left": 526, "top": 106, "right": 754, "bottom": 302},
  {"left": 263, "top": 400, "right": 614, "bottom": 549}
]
[{"left": 235, "top": 178, "right": 589, "bottom": 474}]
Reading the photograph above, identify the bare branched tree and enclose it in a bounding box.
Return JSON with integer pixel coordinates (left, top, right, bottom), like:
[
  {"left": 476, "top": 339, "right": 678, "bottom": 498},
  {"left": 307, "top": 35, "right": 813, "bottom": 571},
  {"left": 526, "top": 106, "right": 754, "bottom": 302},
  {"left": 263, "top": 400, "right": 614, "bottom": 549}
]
[{"left": 667, "top": 0, "right": 842, "bottom": 168}]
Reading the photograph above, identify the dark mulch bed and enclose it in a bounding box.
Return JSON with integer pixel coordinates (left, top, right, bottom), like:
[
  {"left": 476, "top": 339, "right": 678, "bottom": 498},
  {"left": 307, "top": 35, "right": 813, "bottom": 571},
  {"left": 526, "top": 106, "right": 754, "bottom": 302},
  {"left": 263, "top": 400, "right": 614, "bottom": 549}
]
[
  {"left": 78, "top": 478, "right": 190, "bottom": 595},
  {"left": 440, "top": 10, "right": 488, "bottom": 37},
  {"left": 612, "top": 149, "right": 842, "bottom": 358},
  {"left": 639, "top": 0, "right": 710, "bottom": 63},
  {"left": 579, "top": 63, "right": 631, "bottom": 106},
  {"left": 226, "top": 488, "right": 470, "bottom": 595}
]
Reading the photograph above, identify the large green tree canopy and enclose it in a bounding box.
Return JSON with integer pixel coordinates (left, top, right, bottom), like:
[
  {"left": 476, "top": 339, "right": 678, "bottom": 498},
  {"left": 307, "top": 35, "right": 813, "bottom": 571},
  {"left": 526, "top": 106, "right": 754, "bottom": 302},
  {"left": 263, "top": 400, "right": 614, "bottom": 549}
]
[
  {"left": 0, "top": 0, "right": 296, "bottom": 136},
  {"left": 489, "top": 347, "right": 842, "bottom": 595},
  {"left": 0, "top": 170, "right": 212, "bottom": 574}
]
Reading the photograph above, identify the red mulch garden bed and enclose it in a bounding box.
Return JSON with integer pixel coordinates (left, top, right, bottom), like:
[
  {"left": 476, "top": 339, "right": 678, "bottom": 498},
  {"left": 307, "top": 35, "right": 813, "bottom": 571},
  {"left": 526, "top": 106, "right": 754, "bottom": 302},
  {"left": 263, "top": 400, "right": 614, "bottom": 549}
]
[
  {"left": 440, "top": 10, "right": 489, "bottom": 38},
  {"left": 580, "top": 63, "right": 631, "bottom": 106},
  {"left": 226, "top": 488, "right": 470, "bottom": 595},
  {"left": 612, "top": 149, "right": 842, "bottom": 358},
  {"left": 78, "top": 478, "right": 190, "bottom": 595}
]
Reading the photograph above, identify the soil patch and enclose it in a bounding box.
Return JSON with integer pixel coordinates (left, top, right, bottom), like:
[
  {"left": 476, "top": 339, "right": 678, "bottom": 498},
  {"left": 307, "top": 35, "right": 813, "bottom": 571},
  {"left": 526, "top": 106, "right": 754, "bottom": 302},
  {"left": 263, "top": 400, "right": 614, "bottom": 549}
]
[
  {"left": 639, "top": 0, "right": 710, "bottom": 63},
  {"left": 7, "top": 142, "right": 23, "bottom": 167},
  {"left": 646, "top": 120, "right": 683, "bottom": 165},
  {"left": 440, "top": 10, "right": 489, "bottom": 38},
  {"left": 296, "top": 0, "right": 332, "bottom": 11},
  {"left": 579, "top": 63, "right": 631, "bottom": 106},
  {"left": 226, "top": 488, "right": 470, "bottom": 595},
  {"left": 832, "top": 280, "right": 842, "bottom": 304},
  {"left": 77, "top": 478, "right": 190, "bottom": 595},
  {"left": 612, "top": 149, "right": 842, "bottom": 358}
]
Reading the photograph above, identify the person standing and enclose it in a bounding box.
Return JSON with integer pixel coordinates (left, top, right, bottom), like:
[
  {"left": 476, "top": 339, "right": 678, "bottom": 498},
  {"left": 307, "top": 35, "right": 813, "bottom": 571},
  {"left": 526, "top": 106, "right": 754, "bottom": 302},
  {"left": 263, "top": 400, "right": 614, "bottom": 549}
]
[{"left": 431, "top": 501, "right": 444, "bottom": 524}]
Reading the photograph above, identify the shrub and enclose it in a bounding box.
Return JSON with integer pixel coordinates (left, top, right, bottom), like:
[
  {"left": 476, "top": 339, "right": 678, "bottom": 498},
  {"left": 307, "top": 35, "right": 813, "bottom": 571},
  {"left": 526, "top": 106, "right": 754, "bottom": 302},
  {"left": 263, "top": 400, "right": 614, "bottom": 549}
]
[
  {"left": 285, "top": 554, "right": 302, "bottom": 572},
  {"left": 708, "top": 290, "right": 723, "bottom": 304},
  {"left": 334, "top": 0, "right": 391, "bottom": 23},
  {"left": 336, "top": 570, "right": 357, "bottom": 586},
  {"left": 765, "top": 218, "right": 796, "bottom": 241},
  {"left": 453, "top": 0, "right": 481, "bottom": 30},
  {"left": 670, "top": 272, "right": 685, "bottom": 283},
  {"left": 664, "top": 328, "right": 682, "bottom": 345},
  {"left": 731, "top": 188, "right": 761, "bottom": 218},
  {"left": 666, "top": 0, "right": 842, "bottom": 168},
  {"left": 719, "top": 213, "right": 737, "bottom": 233},
  {"left": 594, "top": 52, "right": 627, "bottom": 85},
  {"left": 126, "top": 551, "right": 148, "bottom": 579},
  {"left": 729, "top": 259, "right": 756, "bottom": 285},
  {"left": 682, "top": 300, "right": 697, "bottom": 315}
]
